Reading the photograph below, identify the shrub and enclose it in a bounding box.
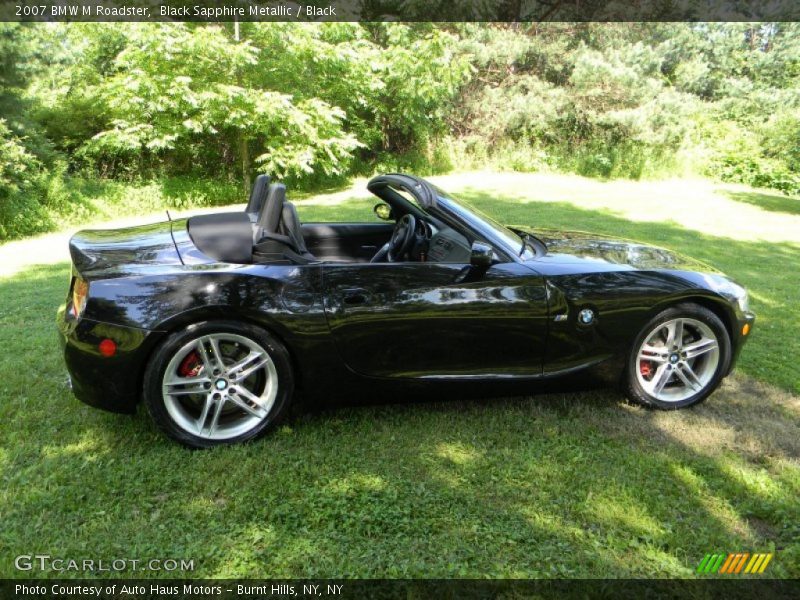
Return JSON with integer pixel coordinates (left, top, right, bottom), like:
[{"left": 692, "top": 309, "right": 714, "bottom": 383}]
[{"left": 0, "top": 119, "right": 52, "bottom": 240}]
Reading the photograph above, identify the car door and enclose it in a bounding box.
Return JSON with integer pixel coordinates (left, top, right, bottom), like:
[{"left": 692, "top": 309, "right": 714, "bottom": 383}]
[{"left": 322, "top": 261, "right": 548, "bottom": 379}]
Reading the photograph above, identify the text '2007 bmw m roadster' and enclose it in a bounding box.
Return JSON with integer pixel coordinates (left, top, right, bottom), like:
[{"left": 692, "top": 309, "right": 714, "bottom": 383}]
[{"left": 57, "top": 173, "right": 755, "bottom": 447}]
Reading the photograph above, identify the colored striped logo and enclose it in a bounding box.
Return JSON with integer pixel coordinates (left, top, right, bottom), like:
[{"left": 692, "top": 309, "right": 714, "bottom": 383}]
[{"left": 696, "top": 552, "right": 773, "bottom": 574}]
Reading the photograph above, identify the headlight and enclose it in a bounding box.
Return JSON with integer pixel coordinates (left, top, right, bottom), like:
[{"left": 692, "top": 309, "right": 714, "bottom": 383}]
[
  {"left": 720, "top": 279, "right": 749, "bottom": 313},
  {"left": 71, "top": 277, "right": 89, "bottom": 318},
  {"left": 700, "top": 273, "right": 749, "bottom": 313}
]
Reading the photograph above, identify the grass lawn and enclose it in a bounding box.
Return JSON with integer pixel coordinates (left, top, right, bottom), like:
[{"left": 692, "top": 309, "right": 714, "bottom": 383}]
[{"left": 0, "top": 172, "right": 797, "bottom": 578}]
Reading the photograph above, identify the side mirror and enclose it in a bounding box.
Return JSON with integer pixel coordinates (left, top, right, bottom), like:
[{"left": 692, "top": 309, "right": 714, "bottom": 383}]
[
  {"left": 470, "top": 241, "right": 494, "bottom": 268},
  {"left": 373, "top": 203, "right": 392, "bottom": 221}
]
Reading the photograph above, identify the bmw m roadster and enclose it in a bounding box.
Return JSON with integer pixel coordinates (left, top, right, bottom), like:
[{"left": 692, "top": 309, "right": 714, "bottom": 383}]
[{"left": 57, "top": 173, "right": 755, "bottom": 447}]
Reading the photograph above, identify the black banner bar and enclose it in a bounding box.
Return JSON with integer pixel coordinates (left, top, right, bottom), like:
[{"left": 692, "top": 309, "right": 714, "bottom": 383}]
[
  {"left": 2, "top": 579, "right": 800, "bottom": 600},
  {"left": 2, "top": 0, "right": 799, "bottom": 22}
]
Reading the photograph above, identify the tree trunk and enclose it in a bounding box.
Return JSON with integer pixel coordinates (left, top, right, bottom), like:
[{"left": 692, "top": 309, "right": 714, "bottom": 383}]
[{"left": 239, "top": 133, "right": 251, "bottom": 198}]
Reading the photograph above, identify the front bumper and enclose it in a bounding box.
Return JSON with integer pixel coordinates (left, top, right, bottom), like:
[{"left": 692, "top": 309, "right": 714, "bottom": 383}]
[
  {"left": 728, "top": 310, "right": 756, "bottom": 374},
  {"left": 57, "top": 305, "right": 161, "bottom": 414}
]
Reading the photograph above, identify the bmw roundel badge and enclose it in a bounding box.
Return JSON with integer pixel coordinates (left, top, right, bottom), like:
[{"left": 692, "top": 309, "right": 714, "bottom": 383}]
[{"left": 578, "top": 308, "right": 596, "bottom": 325}]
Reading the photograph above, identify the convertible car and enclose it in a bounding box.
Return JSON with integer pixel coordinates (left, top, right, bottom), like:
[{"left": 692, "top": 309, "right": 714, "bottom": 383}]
[{"left": 57, "top": 173, "right": 755, "bottom": 447}]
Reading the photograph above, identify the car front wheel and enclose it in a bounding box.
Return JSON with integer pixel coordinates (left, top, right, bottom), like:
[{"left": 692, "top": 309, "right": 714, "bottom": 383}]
[
  {"left": 143, "top": 321, "right": 293, "bottom": 448},
  {"left": 624, "top": 304, "right": 731, "bottom": 409}
]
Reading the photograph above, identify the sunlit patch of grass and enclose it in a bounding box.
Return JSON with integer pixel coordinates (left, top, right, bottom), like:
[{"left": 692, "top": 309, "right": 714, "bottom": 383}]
[
  {"left": 435, "top": 442, "right": 483, "bottom": 467},
  {"left": 589, "top": 494, "right": 666, "bottom": 538},
  {"left": 668, "top": 462, "right": 755, "bottom": 539},
  {"left": 325, "top": 474, "right": 388, "bottom": 494}
]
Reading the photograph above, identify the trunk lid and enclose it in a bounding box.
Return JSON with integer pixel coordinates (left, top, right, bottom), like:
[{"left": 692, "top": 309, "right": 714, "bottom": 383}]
[{"left": 69, "top": 220, "right": 181, "bottom": 277}]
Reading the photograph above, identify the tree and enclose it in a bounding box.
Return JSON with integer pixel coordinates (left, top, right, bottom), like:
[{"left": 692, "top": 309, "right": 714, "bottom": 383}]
[{"left": 77, "top": 24, "right": 361, "bottom": 185}]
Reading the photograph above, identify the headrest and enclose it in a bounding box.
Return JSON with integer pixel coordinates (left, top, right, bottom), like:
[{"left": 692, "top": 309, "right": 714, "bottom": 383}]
[
  {"left": 255, "top": 183, "right": 286, "bottom": 240},
  {"left": 246, "top": 174, "right": 270, "bottom": 214}
]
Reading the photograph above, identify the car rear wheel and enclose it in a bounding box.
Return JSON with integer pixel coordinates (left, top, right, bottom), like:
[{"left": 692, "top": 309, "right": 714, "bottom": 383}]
[
  {"left": 143, "top": 321, "right": 293, "bottom": 448},
  {"left": 624, "top": 304, "right": 731, "bottom": 409}
]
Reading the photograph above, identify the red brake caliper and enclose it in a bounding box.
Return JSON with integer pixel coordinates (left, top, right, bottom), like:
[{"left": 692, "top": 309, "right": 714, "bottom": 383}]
[
  {"left": 640, "top": 360, "right": 653, "bottom": 379},
  {"left": 178, "top": 351, "right": 202, "bottom": 377}
]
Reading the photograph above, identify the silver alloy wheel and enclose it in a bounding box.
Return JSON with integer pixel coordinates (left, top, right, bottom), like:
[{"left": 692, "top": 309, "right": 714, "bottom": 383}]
[
  {"left": 162, "top": 333, "right": 278, "bottom": 440},
  {"left": 635, "top": 317, "right": 720, "bottom": 403}
]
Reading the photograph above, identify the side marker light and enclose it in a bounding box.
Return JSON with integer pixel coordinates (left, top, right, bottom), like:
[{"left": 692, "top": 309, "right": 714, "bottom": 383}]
[{"left": 99, "top": 338, "right": 117, "bottom": 357}]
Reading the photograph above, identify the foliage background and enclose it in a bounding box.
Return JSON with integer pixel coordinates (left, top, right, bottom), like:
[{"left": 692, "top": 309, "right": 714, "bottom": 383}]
[{"left": 1, "top": 22, "right": 799, "bottom": 240}]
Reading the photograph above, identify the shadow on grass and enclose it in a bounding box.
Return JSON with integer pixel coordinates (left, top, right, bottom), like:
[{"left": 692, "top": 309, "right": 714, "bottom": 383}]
[
  {"left": 722, "top": 190, "right": 800, "bottom": 216},
  {"left": 0, "top": 205, "right": 798, "bottom": 579}
]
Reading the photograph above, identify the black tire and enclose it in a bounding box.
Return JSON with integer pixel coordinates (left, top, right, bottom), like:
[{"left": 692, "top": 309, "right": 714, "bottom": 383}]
[
  {"left": 624, "top": 303, "right": 731, "bottom": 410},
  {"left": 143, "top": 320, "right": 294, "bottom": 448}
]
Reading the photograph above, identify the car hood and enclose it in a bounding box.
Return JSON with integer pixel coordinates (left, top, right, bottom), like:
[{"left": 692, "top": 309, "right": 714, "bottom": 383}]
[{"left": 513, "top": 227, "right": 720, "bottom": 273}]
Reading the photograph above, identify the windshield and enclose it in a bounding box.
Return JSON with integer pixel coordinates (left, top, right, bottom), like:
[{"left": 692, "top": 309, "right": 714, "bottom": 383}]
[{"left": 432, "top": 185, "right": 535, "bottom": 260}]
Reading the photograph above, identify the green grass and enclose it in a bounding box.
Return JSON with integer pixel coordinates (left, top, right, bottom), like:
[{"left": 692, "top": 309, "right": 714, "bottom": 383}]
[
  {"left": 722, "top": 189, "right": 800, "bottom": 216},
  {"left": 0, "top": 173, "right": 798, "bottom": 579}
]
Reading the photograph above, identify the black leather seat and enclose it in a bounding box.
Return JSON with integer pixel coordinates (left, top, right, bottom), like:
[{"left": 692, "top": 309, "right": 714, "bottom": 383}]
[
  {"left": 278, "top": 202, "right": 315, "bottom": 261},
  {"left": 252, "top": 184, "right": 316, "bottom": 263},
  {"left": 254, "top": 183, "right": 285, "bottom": 243},
  {"left": 245, "top": 174, "right": 270, "bottom": 217}
]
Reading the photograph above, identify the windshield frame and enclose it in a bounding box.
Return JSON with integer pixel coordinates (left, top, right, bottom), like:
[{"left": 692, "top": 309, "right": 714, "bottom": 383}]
[
  {"left": 366, "top": 173, "right": 537, "bottom": 263},
  {"left": 430, "top": 186, "right": 536, "bottom": 262}
]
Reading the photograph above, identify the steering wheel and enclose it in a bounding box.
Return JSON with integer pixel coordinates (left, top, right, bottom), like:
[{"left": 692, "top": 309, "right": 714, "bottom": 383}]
[{"left": 386, "top": 214, "right": 416, "bottom": 262}]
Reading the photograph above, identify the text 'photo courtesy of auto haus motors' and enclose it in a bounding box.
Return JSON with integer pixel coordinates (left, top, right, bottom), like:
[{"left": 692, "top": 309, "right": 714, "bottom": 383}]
[
  {"left": 56, "top": 173, "right": 755, "bottom": 448},
  {"left": 17, "top": 583, "right": 327, "bottom": 597}
]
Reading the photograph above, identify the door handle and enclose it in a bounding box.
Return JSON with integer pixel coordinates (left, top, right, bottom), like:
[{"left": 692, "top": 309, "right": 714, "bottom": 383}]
[{"left": 342, "top": 288, "right": 369, "bottom": 305}]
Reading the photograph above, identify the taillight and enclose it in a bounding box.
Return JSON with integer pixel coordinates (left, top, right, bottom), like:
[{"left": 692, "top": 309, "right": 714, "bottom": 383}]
[{"left": 71, "top": 277, "right": 89, "bottom": 318}]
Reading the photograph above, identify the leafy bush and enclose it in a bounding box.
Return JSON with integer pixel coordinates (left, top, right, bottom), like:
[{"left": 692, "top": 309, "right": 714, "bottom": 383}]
[
  {"left": 41, "top": 22, "right": 470, "bottom": 186},
  {"left": 72, "top": 24, "right": 361, "bottom": 182},
  {"left": 449, "top": 23, "right": 800, "bottom": 187},
  {"left": 704, "top": 107, "right": 800, "bottom": 195},
  {"left": 2, "top": 22, "right": 800, "bottom": 241},
  {"left": 0, "top": 119, "right": 51, "bottom": 240}
]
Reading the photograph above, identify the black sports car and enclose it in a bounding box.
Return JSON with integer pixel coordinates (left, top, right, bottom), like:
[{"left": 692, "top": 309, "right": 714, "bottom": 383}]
[{"left": 57, "top": 173, "right": 755, "bottom": 447}]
